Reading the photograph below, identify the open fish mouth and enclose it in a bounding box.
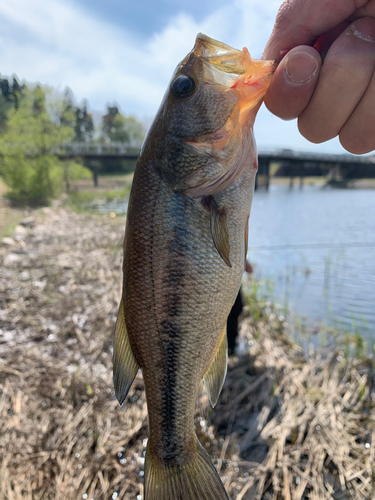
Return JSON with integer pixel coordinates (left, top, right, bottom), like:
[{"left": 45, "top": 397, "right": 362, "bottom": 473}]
[
  {"left": 193, "top": 33, "right": 250, "bottom": 83},
  {"left": 193, "top": 33, "right": 244, "bottom": 60},
  {"left": 190, "top": 33, "right": 277, "bottom": 97},
  {"left": 187, "top": 33, "right": 277, "bottom": 120}
]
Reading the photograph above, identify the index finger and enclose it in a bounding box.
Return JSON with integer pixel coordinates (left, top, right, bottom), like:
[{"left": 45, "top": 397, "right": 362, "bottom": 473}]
[{"left": 264, "top": 0, "right": 368, "bottom": 59}]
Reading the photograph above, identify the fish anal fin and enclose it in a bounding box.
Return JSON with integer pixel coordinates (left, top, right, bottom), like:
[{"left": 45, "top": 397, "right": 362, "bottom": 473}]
[
  {"left": 113, "top": 297, "right": 139, "bottom": 405},
  {"left": 206, "top": 196, "right": 231, "bottom": 268},
  {"left": 203, "top": 325, "right": 228, "bottom": 408},
  {"left": 145, "top": 437, "right": 229, "bottom": 500}
]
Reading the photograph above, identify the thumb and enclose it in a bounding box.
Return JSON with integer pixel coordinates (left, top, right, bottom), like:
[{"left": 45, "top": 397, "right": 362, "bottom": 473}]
[{"left": 264, "top": 45, "right": 321, "bottom": 120}]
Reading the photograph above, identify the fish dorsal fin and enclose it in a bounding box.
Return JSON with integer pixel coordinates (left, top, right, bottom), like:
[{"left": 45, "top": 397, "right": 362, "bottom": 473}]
[
  {"left": 207, "top": 196, "right": 231, "bottom": 268},
  {"left": 113, "top": 297, "right": 139, "bottom": 405},
  {"left": 203, "top": 325, "right": 228, "bottom": 407}
]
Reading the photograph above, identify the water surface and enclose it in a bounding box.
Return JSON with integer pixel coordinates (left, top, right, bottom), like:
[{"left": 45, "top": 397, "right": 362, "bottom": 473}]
[{"left": 248, "top": 185, "right": 375, "bottom": 340}]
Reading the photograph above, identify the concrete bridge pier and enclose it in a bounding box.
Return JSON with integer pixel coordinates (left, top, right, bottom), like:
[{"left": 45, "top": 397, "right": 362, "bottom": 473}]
[{"left": 256, "top": 157, "right": 271, "bottom": 191}]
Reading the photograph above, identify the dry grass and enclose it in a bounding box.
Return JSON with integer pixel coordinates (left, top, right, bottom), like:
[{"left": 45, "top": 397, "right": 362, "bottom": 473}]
[
  {"left": 70, "top": 174, "right": 134, "bottom": 192},
  {"left": 211, "top": 313, "right": 375, "bottom": 499},
  {"left": 0, "top": 199, "right": 31, "bottom": 239},
  {"left": 0, "top": 207, "right": 374, "bottom": 500},
  {"left": 0, "top": 178, "right": 8, "bottom": 197}
]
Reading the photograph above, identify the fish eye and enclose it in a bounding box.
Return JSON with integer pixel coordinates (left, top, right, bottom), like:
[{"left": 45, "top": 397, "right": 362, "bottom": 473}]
[{"left": 170, "top": 75, "right": 196, "bottom": 99}]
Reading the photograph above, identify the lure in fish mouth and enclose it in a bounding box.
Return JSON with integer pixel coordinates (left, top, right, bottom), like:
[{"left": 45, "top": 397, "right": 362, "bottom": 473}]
[{"left": 113, "top": 34, "right": 276, "bottom": 500}]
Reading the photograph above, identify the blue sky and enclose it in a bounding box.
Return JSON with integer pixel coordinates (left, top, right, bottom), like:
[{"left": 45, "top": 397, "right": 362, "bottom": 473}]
[{"left": 0, "top": 0, "right": 348, "bottom": 153}]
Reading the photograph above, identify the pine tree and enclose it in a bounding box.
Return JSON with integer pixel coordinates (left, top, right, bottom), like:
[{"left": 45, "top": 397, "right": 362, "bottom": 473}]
[
  {"left": 75, "top": 100, "right": 94, "bottom": 142},
  {"left": 0, "top": 76, "right": 25, "bottom": 130}
]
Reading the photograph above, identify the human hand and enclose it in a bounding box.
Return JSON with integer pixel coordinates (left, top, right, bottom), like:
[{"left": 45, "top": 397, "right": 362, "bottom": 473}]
[{"left": 263, "top": 0, "right": 375, "bottom": 154}]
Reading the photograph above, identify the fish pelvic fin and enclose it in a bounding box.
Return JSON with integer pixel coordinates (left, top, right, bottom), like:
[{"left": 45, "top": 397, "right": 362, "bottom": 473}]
[
  {"left": 203, "top": 324, "right": 228, "bottom": 408},
  {"left": 113, "top": 297, "right": 139, "bottom": 404},
  {"left": 145, "top": 438, "right": 229, "bottom": 500}
]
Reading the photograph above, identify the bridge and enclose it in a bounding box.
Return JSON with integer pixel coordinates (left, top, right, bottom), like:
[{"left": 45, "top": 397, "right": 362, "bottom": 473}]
[
  {"left": 256, "top": 148, "right": 375, "bottom": 189},
  {"left": 61, "top": 142, "right": 141, "bottom": 161},
  {"left": 61, "top": 142, "right": 375, "bottom": 166},
  {"left": 59, "top": 143, "right": 141, "bottom": 186},
  {"left": 59, "top": 143, "right": 375, "bottom": 188}
]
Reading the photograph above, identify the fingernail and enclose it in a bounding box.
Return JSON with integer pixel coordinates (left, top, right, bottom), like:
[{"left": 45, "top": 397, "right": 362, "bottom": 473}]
[
  {"left": 351, "top": 18, "right": 375, "bottom": 43},
  {"left": 285, "top": 51, "right": 318, "bottom": 84}
]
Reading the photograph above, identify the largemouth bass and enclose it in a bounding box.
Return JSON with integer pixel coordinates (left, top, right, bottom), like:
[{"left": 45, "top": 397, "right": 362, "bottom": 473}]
[{"left": 113, "top": 34, "right": 275, "bottom": 500}]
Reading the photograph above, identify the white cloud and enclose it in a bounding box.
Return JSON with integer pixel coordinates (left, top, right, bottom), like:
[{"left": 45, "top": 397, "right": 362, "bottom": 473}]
[
  {"left": 0, "top": 0, "right": 280, "bottom": 110},
  {"left": 0, "top": 0, "right": 161, "bottom": 112},
  {"left": 0, "top": 0, "right": 347, "bottom": 152}
]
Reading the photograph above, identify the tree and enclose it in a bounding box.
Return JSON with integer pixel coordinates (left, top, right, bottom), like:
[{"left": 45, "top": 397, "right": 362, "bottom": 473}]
[
  {"left": 0, "top": 76, "right": 25, "bottom": 131},
  {"left": 75, "top": 100, "right": 94, "bottom": 142},
  {"left": 0, "top": 85, "right": 89, "bottom": 203},
  {"left": 101, "top": 105, "right": 144, "bottom": 144},
  {"left": 60, "top": 89, "right": 94, "bottom": 143},
  {"left": 60, "top": 88, "right": 76, "bottom": 130},
  {"left": 0, "top": 78, "right": 11, "bottom": 100},
  {"left": 11, "top": 77, "right": 23, "bottom": 109}
]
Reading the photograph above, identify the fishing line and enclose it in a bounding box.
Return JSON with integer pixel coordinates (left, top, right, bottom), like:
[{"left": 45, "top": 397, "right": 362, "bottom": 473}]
[{"left": 248, "top": 242, "right": 375, "bottom": 250}]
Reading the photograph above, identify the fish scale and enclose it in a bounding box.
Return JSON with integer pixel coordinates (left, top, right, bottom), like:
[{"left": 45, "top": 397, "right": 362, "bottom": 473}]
[{"left": 113, "top": 33, "right": 276, "bottom": 499}]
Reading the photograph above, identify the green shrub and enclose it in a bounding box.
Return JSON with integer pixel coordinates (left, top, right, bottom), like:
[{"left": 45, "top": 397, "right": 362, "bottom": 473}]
[
  {"left": 61, "top": 160, "right": 92, "bottom": 193},
  {"left": 0, "top": 85, "right": 76, "bottom": 204}
]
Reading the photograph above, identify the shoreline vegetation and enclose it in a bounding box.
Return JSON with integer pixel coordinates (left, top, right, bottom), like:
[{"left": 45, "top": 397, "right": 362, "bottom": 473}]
[{"left": 0, "top": 187, "right": 374, "bottom": 499}]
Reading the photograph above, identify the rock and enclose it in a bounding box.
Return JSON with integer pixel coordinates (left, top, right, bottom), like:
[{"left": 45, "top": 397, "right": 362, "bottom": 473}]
[
  {"left": 13, "top": 225, "right": 28, "bottom": 241},
  {"left": 4, "top": 253, "right": 23, "bottom": 265},
  {"left": 1, "top": 237, "right": 16, "bottom": 246},
  {"left": 20, "top": 217, "right": 36, "bottom": 228},
  {"left": 32, "top": 280, "right": 47, "bottom": 289},
  {"left": 18, "top": 271, "right": 31, "bottom": 282},
  {"left": 13, "top": 225, "right": 27, "bottom": 235}
]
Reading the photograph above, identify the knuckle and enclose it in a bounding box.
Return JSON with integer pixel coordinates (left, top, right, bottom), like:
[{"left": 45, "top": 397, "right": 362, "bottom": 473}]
[{"left": 274, "top": 0, "right": 294, "bottom": 31}]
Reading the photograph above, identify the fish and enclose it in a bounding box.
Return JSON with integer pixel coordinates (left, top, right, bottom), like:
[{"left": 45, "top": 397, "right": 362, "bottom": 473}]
[{"left": 113, "top": 33, "right": 276, "bottom": 500}]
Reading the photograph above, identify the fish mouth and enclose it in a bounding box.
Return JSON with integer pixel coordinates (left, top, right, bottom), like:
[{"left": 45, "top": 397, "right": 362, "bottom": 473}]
[
  {"left": 192, "top": 33, "right": 277, "bottom": 113},
  {"left": 193, "top": 33, "right": 243, "bottom": 60},
  {"left": 193, "top": 33, "right": 248, "bottom": 77}
]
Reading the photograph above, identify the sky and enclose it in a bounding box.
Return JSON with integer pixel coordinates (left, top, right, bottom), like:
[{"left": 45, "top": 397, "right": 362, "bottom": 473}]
[{"left": 0, "top": 0, "right": 352, "bottom": 154}]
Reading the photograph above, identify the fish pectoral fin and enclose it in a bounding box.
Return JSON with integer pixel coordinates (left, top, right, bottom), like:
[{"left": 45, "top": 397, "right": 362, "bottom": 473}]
[
  {"left": 203, "top": 325, "right": 228, "bottom": 408},
  {"left": 113, "top": 297, "right": 139, "bottom": 405},
  {"left": 208, "top": 196, "right": 231, "bottom": 268}
]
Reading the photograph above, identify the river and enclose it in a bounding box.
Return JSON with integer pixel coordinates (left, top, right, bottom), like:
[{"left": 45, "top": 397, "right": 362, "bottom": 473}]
[{"left": 248, "top": 185, "right": 375, "bottom": 343}]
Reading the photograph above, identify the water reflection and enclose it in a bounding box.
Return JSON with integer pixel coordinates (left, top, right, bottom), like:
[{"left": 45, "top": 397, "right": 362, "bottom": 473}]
[{"left": 85, "top": 199, "right": 128, "bottom": 214}]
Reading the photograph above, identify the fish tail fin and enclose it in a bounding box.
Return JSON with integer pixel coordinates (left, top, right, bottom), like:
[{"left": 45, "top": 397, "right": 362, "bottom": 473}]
[{"left": 144, "top": 438, "right": 229, "bottom": 500}]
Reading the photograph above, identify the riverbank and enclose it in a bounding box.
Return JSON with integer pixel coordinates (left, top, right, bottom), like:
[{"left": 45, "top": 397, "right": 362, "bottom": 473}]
[
  {"left": 269, "top": 176, "right": 375, "bottom": 189},
  {"left": 0, "top": 207, "right": 374, "bottom": 499}
]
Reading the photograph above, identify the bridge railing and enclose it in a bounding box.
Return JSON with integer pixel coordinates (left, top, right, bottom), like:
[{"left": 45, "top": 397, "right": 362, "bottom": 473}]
[{"left": 61, "top": 142, "right": 142, "bottom": 157}]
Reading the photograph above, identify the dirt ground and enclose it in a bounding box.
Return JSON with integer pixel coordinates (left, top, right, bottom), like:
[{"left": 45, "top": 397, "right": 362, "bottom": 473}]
[{"left": 0, "top": 206, "right": 374, "bottom": 500}]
